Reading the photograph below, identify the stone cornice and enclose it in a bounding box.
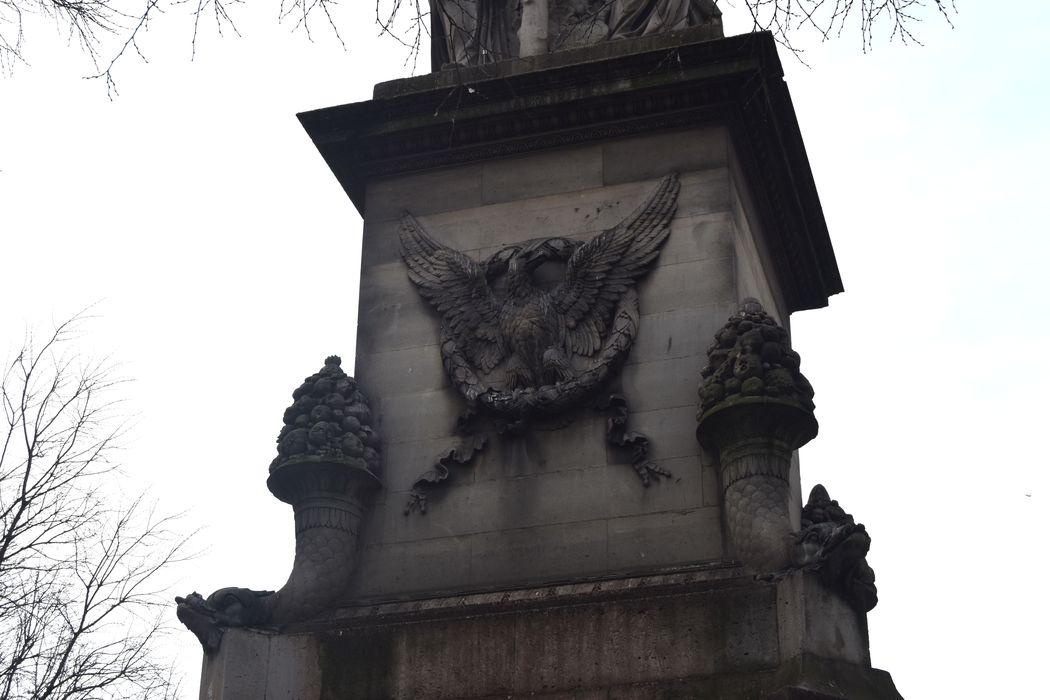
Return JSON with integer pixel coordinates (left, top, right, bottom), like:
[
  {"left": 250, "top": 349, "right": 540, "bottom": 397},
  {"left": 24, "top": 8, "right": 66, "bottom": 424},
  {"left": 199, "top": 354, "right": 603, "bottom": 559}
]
[{"left": 298, "top": 30, "right": 842, "bottom": 312}]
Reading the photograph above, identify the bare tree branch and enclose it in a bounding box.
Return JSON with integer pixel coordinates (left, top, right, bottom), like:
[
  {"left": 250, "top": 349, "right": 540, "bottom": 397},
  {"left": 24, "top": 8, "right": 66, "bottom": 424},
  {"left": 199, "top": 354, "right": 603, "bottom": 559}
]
[
  {"left": 738, "top": 0, "right": 956, "bottom": 54},
  {"left": 0, "top": 313, "right": 189, "bottom": 700},
  {"left": 1, "top": 1, "right": 957, "bottom": 93}
]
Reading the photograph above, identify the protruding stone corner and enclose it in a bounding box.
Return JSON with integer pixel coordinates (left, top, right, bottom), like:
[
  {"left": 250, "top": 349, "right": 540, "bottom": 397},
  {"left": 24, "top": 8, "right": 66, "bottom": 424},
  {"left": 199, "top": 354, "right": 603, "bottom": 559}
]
[
  {"left": 176, "top": 356, "right": 383, "bottom": 653},
  {"left": 695, "top": 299, "right": 817, "bottom": 574}
]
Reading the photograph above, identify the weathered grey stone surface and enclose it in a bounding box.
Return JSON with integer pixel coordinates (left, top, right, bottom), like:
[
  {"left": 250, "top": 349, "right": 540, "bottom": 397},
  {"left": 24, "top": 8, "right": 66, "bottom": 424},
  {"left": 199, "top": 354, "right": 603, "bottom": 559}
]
[
  {"left": 364, "top": 164, "right": 485, "bottom": 222},
  {"left": 348, "top": 125, "right": 763, "bottom": 602},
  {"left": 200, "top": 628, "right": 270, "bottom": 699},
  {"left": 777, "top": 571, "right": 870, "bottom": 667},
  {"left": 200, "top": 629, "right": 322, "bottom": 700},
  {"left": 263, "top": 634, "right": 323, "bottom": 699},
  {"left": 331, "top": 569, "right": 780, "bottom": 698},
  {"left": 606, "top": 506, "right": 721, "bottom": 569},
  {"left": 603, "top": 127, "right": 729, "bottom": 185},
  {"left": 729, "top": 143, "right": 790, "bottom": 324},
  {"left": 482, "top": 144, "right": 605, "bottom": 203}
]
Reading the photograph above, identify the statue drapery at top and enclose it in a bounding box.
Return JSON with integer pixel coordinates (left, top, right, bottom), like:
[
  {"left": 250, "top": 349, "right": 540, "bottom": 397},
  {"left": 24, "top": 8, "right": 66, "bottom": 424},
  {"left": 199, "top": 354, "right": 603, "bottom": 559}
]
[
  {"left": 608, "top": 0, "right": 722, "bottom": 40},
  {"left": 432, "top": 1, "right": 522, "bottom": 67},
  {"left": 431, "top": 0, "right": 722, "bottom": 69}
]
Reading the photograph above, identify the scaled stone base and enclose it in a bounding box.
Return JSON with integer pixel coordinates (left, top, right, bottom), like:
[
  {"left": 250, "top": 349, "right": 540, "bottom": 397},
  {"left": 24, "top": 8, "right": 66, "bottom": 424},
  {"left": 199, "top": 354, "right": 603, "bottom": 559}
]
[{"left": 199, "top": 568, "right": 901, "bottom": 700}]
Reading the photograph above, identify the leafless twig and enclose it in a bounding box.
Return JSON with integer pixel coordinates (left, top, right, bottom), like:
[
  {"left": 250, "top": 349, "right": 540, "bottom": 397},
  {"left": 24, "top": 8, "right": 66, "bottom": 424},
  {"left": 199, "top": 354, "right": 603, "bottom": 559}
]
[{"left": 0, "top": 313, "right": 189, "bottom": 700}]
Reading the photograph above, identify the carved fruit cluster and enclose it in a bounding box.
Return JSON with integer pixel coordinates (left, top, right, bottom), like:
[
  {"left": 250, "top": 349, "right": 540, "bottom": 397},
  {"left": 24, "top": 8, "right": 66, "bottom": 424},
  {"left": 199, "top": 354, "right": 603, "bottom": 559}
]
[
  {"left": 698, "top": 300, "right": 814, "bottom": 416},
  {"left": 270, "top": 356, "right": 380, "bottom": 473}
]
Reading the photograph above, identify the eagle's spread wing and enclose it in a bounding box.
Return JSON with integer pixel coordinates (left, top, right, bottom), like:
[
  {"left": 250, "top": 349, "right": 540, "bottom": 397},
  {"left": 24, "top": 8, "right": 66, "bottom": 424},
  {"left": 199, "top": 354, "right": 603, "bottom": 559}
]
[
  {"left": 399, "top": 215, "right": 506, "bottom": 371},
  {"left": 553, "top": 174, "right": 680, "bottom": 356}
]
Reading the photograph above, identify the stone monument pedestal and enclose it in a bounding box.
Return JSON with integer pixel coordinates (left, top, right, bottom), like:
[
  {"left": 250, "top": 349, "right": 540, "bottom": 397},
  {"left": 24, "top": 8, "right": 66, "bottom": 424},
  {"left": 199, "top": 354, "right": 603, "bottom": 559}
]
[
  {"left": 188, "top": 27, "right": 901, "bottom": 700},
  {"left": 201, "top": 567, "right": 899, "bottom": 699}
]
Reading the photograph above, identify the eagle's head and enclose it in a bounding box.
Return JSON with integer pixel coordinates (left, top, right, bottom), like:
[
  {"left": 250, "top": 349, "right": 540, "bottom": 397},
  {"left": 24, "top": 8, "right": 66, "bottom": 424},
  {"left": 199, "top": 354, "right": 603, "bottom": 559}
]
[{"left": 508, "top": 242, "right": 550, "bottom": 276}]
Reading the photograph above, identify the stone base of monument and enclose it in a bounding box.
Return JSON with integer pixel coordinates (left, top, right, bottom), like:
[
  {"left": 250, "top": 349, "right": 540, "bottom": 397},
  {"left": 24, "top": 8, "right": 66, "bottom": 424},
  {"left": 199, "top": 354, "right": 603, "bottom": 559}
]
[
  {"left": 185, "top": 25, "right": 902, "bottom": 700},
  {"left": 200, "top": 567, "right": 900, "bottom": 700}
]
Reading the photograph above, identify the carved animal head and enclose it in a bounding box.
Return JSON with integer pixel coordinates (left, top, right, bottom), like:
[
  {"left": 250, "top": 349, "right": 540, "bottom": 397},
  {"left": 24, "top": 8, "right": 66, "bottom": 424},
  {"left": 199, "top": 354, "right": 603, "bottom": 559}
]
[{"left": 507, "top": 240, "right": 554, "bottom": 276}]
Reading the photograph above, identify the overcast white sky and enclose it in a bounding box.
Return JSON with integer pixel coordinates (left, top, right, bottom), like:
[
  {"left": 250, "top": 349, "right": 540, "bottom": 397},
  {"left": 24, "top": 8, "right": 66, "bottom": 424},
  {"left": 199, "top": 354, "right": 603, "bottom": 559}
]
[{"left": 2, "top": 2, "right": 1047, "bottom": 697}]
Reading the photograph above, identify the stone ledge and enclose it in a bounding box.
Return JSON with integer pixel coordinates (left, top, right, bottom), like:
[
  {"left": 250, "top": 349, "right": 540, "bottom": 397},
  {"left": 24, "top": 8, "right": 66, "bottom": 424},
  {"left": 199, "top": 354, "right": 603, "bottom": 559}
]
[{"left": 322, "top": 561, "right": 746, "bottom": 628}]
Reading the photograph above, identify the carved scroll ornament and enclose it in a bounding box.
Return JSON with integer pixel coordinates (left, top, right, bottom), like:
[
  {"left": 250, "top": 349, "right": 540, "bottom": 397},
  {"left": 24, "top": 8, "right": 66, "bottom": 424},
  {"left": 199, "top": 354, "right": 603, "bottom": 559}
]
[{"left": 400, "top": 174, "right": 680, "bottom": 511}]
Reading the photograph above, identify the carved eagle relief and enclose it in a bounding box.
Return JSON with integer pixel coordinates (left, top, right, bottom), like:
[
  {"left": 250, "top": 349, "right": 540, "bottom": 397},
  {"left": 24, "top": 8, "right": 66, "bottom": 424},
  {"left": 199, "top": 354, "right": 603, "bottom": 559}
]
[
  {"left": 401, "top": 174, "right": 680, "bottom": 388},
  {"left": 399, "top": 174, "right": 681, "bottom": 511}
]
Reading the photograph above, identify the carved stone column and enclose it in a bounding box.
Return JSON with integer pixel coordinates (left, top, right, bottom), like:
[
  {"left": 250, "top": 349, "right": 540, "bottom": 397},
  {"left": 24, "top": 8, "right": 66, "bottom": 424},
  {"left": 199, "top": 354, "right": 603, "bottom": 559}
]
[{"left": 696, "top": 300, "right": 816, "bottom": 573}]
